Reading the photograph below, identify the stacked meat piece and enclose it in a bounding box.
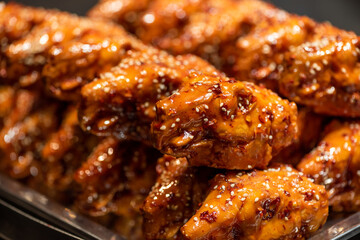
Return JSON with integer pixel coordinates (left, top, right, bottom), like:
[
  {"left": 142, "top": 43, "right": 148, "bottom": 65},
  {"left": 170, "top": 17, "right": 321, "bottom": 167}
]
[
  {"left": 90, "top": 0, "right": 360, "bottom": 117},
  {"left": 6, "top": 0, "right": 360, "bottom": 239}
]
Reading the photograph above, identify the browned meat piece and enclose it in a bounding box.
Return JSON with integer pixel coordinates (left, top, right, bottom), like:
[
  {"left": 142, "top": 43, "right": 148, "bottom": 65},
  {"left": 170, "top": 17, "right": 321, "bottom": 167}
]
[
  {"left": 297, "top": 121, "right": 360, "bottom": 212},
  {"left": 0, "top": 85, "right": 15, "bottom": 122},
  {"left": 0, "top": 2, "right": 52, "bottom": 85},
  {"left": 33, "top": 106, "right": 97, "bottom": 201},
  {"left": 280, "top": 24, "right": 360, "bottom": 117},
  {"left": 273, "top": 107, "right": 325, "bottom": 165},
  {"left": 79, "top": 48, "right": 219, "bottom": 142},
  {"left": 74, "top": 137, "right": 160, "bottom": 217},
  {"left": 141, "top": 155, "right": 215, "bottom": 239},
  {"left": 0, "top": 104, "right": 58, "bottom": 179},
  {"left": 88, "top": 0, "right": 151, "bottom": 31},
  {"left": 89, "top": 0, "right": 360, "bottom": 117},
  {"left": 0, "top": 3, "right": 144, "bottom": 99},
  {"left": 1, "top": 87, "right": 42, "bottom": 130},
  {"left": 42, "top": 18, "right": 145, "bottom": 101},
  {"left": 182, "top": 165, "right": 328, "bottom": 240},
  {"left": 152, "top": 72, "right": 297, "bottom": 170}
]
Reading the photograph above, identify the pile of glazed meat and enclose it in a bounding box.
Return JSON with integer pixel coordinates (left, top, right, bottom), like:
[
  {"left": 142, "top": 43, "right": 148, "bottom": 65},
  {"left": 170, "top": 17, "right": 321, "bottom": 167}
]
[{"left": 1, "top": 0, "right": 360, "bottom": 239}]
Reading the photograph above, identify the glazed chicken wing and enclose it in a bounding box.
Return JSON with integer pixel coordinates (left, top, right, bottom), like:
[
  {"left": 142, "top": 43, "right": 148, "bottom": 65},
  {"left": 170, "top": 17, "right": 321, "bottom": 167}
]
[
  {"left": 42, "top": 18, "right": 145, "bottom": 100},
  {"left": 182, "top": 165, "right": 328, "bottom": 240},
  {"left": 273, "top": 107, "right": 325, "bottom": 165},
  {"left": 90, "top": 0, "right": 360, "bottom": 117},
  {"left": 0, "top": 104, "right": 58, "bottom": 179},
  {"left": 141, "top": 155, "right": 215, "bottom": 239},
  {"left": 74, "top": 137, "right": 160, "bottom": 239},
  {"left": 280, "top": 24, "right": 360, "bottom": 117},
  {"left": 297, "top": 121, "right": 360, "bottom": 212},
  {"left": 33, "top": 106, "right": 98, "bottom": 201},
  {"left": 152, "top": 72, "right": 297, "bottom": 170},
  {"left": 1, "top": 3, "right": 145, "bottom": 99},
  {"left": 74, "top": 137, "right": 159, "bottom": 216},
  {"left": 79, "top": 48, "right": 219, "bottom": 141},
  {"left": 0, "top": 2, "right": 54, "bottom": 85},
  {"left": 88, "top": 0, "right": 151, "bottom": 31}
]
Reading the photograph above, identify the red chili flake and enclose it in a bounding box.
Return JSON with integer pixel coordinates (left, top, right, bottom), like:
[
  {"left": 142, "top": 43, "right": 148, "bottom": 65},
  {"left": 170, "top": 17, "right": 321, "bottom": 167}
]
[{"left": 200, "top": 210, "right": 217, "bottom": 223}]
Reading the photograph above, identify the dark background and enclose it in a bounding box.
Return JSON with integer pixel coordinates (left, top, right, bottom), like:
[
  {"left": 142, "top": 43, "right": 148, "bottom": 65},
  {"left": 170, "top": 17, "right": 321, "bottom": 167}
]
[{"left": 4, "top": 0, "right": 360, "bottom": 34}]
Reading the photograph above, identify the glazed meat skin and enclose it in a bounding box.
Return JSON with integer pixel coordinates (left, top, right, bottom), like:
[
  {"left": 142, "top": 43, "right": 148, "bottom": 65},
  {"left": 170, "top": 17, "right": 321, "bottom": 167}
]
[
  {"left": 42, "top": 18, "right": 145, "bottom": 101},
  {"left": 2, "top": 6, "right": 144, "bottom": 100},
  {"left": 74, "top": 137, "right": 160, "bottom": 239},
  {"left": 141, "top": 155, "right": 215, "bottom": 239},
  {"left": 0, "top": 104, "right": 58, "bottom": 179},
  {"left": 90, "top": 0, "right": 360, "bottom": 117},
  {"left": 74, "top": 137, "right": 160, "bottom": 217},
  {"left": 273, "top": 107, "right": 324, "bottom": 165},
  {"left": 182, "top": 165, "right": 328, "bottom": 240},
  {"left": 0, "top": 2, "right": 53, "bottom": 85},
  {"left": 79, "top": 48, "right": 219, "bottom": 142},
  {"left": 152, "top": 72, "right": 297, "bottom": 170},
  {"left": 297, "top": 121, "right": 360, "bottom": 212}
]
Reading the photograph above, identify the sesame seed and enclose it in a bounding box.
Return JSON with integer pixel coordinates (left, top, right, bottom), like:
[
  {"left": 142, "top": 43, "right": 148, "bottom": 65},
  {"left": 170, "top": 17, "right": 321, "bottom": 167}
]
[
  {"left": 204, "top": 118, "right": 209, "bottom": 122},
  {"left": 221, "top": 185, "right": 226, "bottom": 190},
  {"left": 222, "top": 107, "right": 226, "bottom": 112},
  {"left": 257, "top": 124, "right": 262, "bottom": 128},
  {"left": 216, "top": 195, "right": 222, "bottom": 199},
  {"left": 210, "top": 205, "right": 213, "bottom": 209},
  {"left": 248, "top": 165, "right": 252, "bottom": 169},
  {"left": 254, "top": 197, "right": 259, "bottom": 203},
  {"left": 196, "top": 107, "right": 200, "bottom": 112},
  {"left": 228, "top": 201, "right": 233, "bottom": 206},
  {"left": 269, "top": 135, "right": 273, "bottom": 140},
  {"left": 214, "top": 185, "right": 218, "bottom": 189},
  {"left": 194, "top": 217, "right": 198, "bottom": 222},
  {"left": 315, "top": 194, "right": 320, "bottom": 201},
  {"left": 171, "top": 123, "right": 176, "bottom": 128},
  {"left": 230, "top": 191, "right": 234, "bottom": 196},
  {"left": 220, "top": 102, "right": 224, "bottom": 107},
  {"left": 284, "top": 217, "right": 289, "bottom": 221},
  {"left": 204, "top": 105, "right": 209, "bottom": 109},
  {"left": 189, "top": 135, "right": 194, "bottom": 139},
  {"left": 230, "top": 184, "right": 235, "bottom": 188},
  {"left": 176, "top": 118, "right": 180, "bottom": 122},
  {"left": 160, "top": 125, "right": 166, "bottom": 130}
]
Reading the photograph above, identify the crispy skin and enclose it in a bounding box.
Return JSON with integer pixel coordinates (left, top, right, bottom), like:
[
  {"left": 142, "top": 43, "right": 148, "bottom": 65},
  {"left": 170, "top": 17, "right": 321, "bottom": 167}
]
[
  {"left": 79, "top": 48, "right": 219, "bottom": 141},
  {"left": 0, "top": 104, "right": 58, "bottom": 179},
  {"left": 280, "top": 24, "right": 360, "bottom": 117},
  {"left": 182, "top": 165, "right": 328, "bottom": 240},
  {"left": 88, "top": 0, "right": 151, "bottom": 31},
  {"left": 90, "top": 0, "right": 360, "bottom": 117},
  {"left": 74, "top": 137, "right": 159, "bottom": 217},
  {"left": 36, "top": 106, "right": 97, "bottom": 199},
  {"left": 297, "top": 121, "right": 360, "bottom": 212},
  {"left": 0, "top": 3, "right": 144, "bottom": 99},
  {"left": 0, "top": 86, "right": 15, "bottom": 123},
  {"left": 152, "top": 73, "right": 297, "bottom": 170},
  {"left": 0, "top": 3, "right": 52, "bottom": 85},
  {"left": 273, "top": 107, "right": 325, "bottom": 165},
  {"left": 42, "top": 18, "right": 145, "bottom": 100},
  {"left": 74, "top": 137, "right": 160, "bottom": 239},
  {"left": 141, "top": 155, "right": 215, "bottom": 239}
]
